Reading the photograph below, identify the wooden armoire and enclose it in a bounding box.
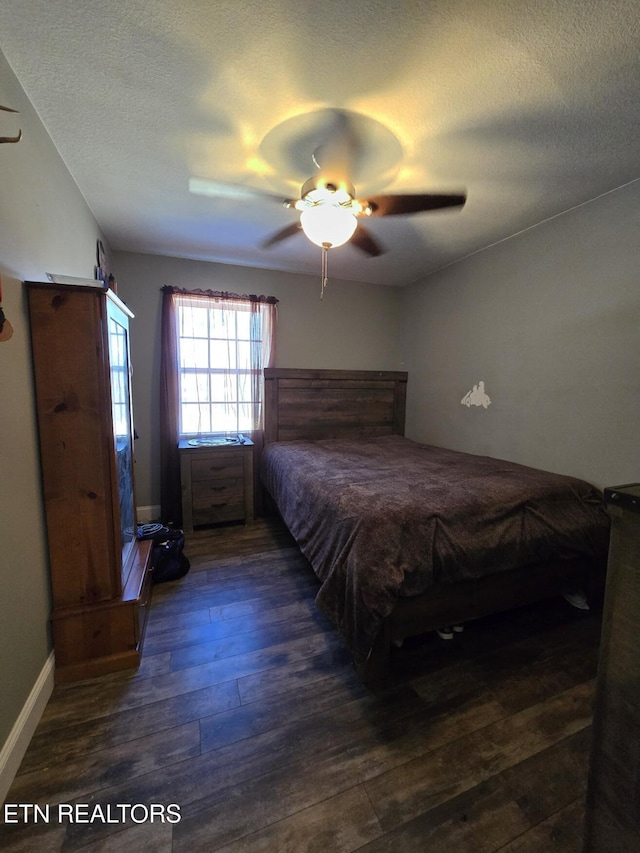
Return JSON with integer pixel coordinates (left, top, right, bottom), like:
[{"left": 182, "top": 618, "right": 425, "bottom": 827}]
[{"left": 26, "top": 282, "right": 152, "bottom": 683}]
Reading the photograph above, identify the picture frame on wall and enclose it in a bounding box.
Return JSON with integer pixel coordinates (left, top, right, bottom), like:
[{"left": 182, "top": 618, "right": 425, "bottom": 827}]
[{"left": 95, "top": 239, "right": 108, "bottom": 285}]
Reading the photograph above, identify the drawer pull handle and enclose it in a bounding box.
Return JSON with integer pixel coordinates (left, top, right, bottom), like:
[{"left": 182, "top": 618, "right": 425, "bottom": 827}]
[{"left": 210, "top": 485, "right": 227, "bottom": 492}]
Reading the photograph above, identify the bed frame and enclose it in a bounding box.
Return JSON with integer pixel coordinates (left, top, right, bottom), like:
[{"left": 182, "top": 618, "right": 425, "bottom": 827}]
[{"left": 263, "top": 368, "right": 604, "bottom": 682}]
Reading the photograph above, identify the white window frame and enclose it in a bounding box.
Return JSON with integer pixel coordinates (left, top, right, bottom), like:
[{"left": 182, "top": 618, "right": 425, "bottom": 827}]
[{"left": 174, "top": 295, "right": 264, "bottom": 439}]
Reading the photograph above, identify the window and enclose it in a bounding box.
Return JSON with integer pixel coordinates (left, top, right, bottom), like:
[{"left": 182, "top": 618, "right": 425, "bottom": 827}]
[
  {"left": 160, "top": 286, "right": 277, "bottom": 522},
  {"left": 168, "top": 290, "right": 277, "bottom": 440},
  {"left": 176, "top": 296, "right": 262, "bottom": 436}
]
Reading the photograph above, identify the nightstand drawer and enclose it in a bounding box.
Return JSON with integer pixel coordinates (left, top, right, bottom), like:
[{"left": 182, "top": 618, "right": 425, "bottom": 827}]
[
  {"left": 193, "top": 501, "right": 245, "bottom": 527},
  {"left": 192, "top": 477, "right": 244, "bottom": 510},
  {"left": 191, "top": 454, "right": 245, "bottom": 481}
]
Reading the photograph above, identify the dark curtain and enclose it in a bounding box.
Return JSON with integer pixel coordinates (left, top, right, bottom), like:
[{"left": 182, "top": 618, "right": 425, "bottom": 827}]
[{"left": 159, "top": 287, "right": 182, "bottom": 525}]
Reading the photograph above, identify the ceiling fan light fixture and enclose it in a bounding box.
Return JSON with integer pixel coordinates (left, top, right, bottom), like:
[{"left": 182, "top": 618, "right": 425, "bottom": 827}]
[
  {"left": 299, "top": 177, "right": 356, "bottom": 205},
  {"left": 299, "top": 205, "right": 358, "bottom": 248}
]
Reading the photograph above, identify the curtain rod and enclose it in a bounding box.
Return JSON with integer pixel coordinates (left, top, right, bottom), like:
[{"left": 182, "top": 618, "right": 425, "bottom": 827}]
[{"left": 161, "top": 285, "right": 278, "bottom": 304}]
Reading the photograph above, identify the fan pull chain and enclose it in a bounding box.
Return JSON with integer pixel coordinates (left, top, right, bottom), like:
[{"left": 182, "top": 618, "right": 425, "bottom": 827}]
[{"left": 321, "top": 243, "right": 330, "bottom": 299}]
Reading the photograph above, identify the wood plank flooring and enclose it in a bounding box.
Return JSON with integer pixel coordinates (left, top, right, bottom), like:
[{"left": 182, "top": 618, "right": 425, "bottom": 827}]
[{"left": 1, "top": 518, "right": 602, "bottom": 852}]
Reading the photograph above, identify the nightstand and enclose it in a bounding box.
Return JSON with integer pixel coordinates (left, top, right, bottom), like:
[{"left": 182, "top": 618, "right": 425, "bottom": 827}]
[{"left": 178, "top": 439, "right": 254, "bottom": 532}]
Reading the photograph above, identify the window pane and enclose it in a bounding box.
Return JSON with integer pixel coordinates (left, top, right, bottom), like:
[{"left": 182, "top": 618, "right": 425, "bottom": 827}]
[
  {"left": 211, "top": 403, "right": 237, "bottom": 433},
  {"left": 181, "top": 372, "right": 210, "bottom": 403},
  {"left": 179, "top": 304, "right": 208, "bottom": 338},
  {"left": 238, "top": 402, "right": 256, "bottom": 431},
  {"left": 236, "top": 340, "right": 252, "bottom": 371},
  {"left": 210, "top": 338, "right": 236, "bottom": 369},
  {"left": 210, "top": 307, "right": 236, "bottom": 339},
  {"left": 236, "top": 310, "right": 252, "bottom": 340},
  {"left": 180, "top": 338, "right": 209, "bottom": 369},
  {"left": 237, "top": 372, "right": 252, "bottom": 403},
  {"left": 182, "top": 403, "right": 211, "bottom": 434},
  {"left": 210, "top": 372, "right": 234, "bottom": 402},
  {"left": 111, "top": 329, "right": 125, "bottom": 366}
]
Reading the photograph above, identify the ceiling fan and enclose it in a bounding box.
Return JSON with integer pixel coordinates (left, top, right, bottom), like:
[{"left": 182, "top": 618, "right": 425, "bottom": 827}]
[
  {"left": 190, "top": 173, "right": 466, "bottom": 257},
  {"left": 189, "top": 110, "right": 466, "bottom": 293}
]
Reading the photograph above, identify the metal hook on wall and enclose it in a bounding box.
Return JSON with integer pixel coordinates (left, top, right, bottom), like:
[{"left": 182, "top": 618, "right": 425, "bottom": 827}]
[{"left": 0, "top": 105, "right": 22, "bottom": 144}]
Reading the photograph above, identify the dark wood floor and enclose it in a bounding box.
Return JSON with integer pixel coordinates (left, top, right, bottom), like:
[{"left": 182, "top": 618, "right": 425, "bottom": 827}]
[{"left": 2, "top": 518, "right": 602, "bottom": 852}]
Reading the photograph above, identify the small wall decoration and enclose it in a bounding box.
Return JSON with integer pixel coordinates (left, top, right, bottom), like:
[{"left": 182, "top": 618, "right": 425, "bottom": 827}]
[
  {"left": 0, "top": 275, "right": 14, "bottom": 342},
  {"left": 0, "top": 104, "right": 22, "bottom": 144},
  {"left": 461, "top": 381, "right": 491, "bottom": 409},
  {"left": 95, "top": 239, "right": 108, "bottom": 286}
]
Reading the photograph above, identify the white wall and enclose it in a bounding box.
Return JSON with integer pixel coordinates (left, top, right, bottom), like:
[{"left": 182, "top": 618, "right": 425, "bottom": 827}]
[
  {"left": 0, "top": 50, "right": 109, "bottom": 758},
  {"left": 400, "top": 180, "right": 640, "bottom": 489},
  {"left": 112, "top": 250, "right": 403, "bottom": 508}
]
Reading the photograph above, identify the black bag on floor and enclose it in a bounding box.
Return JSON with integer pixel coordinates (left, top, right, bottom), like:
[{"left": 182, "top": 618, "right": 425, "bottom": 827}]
[
  {"left": 138, "top": 525, "right": 191, "bottom": 584},
  {"left": 152, "top": 535, "right": 190, "bottom": 583}
]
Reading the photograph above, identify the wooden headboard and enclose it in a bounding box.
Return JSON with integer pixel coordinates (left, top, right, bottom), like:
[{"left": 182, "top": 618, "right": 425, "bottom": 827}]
[{"left": 263, "top": 368, "right": 408, "bottom": 444}]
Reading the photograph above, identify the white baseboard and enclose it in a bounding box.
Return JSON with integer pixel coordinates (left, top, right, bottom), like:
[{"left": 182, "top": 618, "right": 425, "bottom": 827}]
[
  {"left": 137, "top": 504, "right": 161, "bottom": 523},
  {"left": 0, "top": 651, "right": 55, "bottom": 804}
]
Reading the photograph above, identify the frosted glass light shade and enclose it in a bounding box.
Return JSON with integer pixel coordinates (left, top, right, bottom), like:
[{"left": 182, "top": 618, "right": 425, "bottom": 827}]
[{"left": 300, "top": 206, "right": 358, "bottom": 248}]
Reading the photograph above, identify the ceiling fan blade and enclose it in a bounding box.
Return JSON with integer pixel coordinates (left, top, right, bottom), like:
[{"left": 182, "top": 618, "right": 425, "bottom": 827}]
[
  {"left": 260, "top": 221, "right": 302, "bottom": 249},
  {"left": 351, "top": 224, "right": 385, "bottom": 257},
  {"left": 189, "top": 177, "right": 287, "bottom": 204},
  {"left": 365, "top": 193, "right": 466, "bottom": 217}
]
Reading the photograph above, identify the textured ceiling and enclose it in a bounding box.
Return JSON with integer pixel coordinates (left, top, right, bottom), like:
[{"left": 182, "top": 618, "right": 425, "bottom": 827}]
[{"left": 1, "top": 0, "right": 639, "bottom": 285}]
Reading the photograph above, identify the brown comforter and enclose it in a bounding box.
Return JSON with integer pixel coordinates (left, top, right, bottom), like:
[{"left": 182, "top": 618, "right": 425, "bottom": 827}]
[{"left": 261, "top": 436, "right": 610, "bottom": 664}]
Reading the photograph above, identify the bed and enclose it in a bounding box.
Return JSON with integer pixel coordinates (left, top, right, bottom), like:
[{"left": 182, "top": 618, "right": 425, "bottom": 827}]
[{"left": 261, "top": 368, "right": 610, "bottom": 682}]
